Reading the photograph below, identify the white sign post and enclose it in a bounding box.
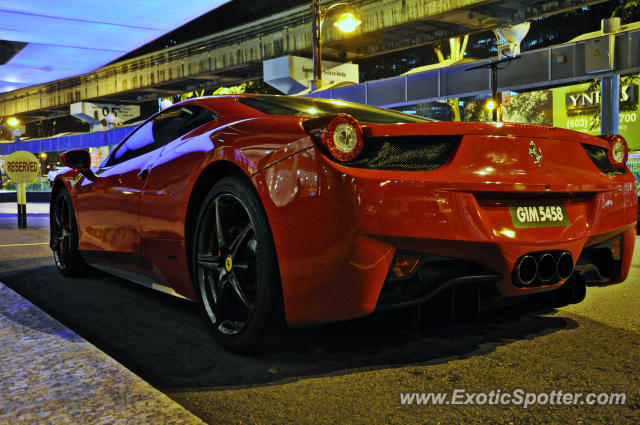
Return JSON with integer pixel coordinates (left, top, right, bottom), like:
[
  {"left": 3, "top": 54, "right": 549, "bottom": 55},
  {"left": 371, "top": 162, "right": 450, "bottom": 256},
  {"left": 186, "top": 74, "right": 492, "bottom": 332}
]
[{"left": 5, "top": 150, "right": 40, "bottom": 228}]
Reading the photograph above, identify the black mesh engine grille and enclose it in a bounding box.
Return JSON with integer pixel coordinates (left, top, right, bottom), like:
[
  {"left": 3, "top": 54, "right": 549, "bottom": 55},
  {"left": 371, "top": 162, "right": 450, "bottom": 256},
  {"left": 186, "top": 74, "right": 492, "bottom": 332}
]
[
  {"left": 342, "top": 136, "right": 461, "bottom": 171},
  {"left": 582, "top": 144, "right": 625, "bottom": 175}
]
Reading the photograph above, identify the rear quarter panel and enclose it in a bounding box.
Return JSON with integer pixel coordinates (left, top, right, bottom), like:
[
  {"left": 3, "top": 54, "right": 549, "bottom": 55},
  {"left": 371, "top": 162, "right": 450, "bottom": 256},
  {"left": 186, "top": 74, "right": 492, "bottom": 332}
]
[
  {"left": 139, "top": 115, "right": 313, "bottom": 239},
  {"left": 136, "top": 114, "right": 314, "bottom": 299}
]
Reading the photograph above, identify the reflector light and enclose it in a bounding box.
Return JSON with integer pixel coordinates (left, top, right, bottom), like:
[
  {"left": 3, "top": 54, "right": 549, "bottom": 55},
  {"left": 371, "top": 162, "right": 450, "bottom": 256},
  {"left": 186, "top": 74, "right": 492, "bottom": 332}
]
[
  {"left": 601, "top": 134, "right": 628, "bottom": 169},
  {"left": 391, "top": 254, "right": 421, "bottom": 278},
  {"left": 610, "top": 239, "right": 621, "bottom": 260},
  {"left": 321, "top": 114, "right": 364, "bottom": 162}
]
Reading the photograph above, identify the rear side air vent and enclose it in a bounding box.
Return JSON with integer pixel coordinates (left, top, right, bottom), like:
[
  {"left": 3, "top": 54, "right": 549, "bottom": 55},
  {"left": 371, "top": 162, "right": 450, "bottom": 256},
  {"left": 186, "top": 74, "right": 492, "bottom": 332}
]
[
  {"left": 582, "top": 144, "right": 625, "bottom": 175},
  {"left": 342, "top": 136, "right": 461, "bottom": 171}
]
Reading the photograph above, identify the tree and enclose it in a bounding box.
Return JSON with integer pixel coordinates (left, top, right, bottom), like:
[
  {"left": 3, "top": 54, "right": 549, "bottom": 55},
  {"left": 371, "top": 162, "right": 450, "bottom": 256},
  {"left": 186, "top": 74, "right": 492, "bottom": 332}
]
[
  {"left": 463, "top": 98, "right": 492, "bottom": 122},
  {"left": 434, "top": 36, "right": 469, "bottom": 121},
  {"left": 502, "top": 90, "right": 552, "bottom": 125},
  {"left": 212, "top": 80, "right": 278, "bottom": 95},
  {"left": 612, "top": 0, "right": 640, "bottom": 21}
]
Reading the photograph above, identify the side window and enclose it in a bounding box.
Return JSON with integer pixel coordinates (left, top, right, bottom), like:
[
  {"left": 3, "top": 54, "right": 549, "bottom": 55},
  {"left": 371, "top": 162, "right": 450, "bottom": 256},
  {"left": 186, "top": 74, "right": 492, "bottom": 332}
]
[
  {"left": 153, "top": 105, "right": 217, "bottom": 145},
  {"left": 105, "top": 119, "right": 154, "bottom": 166},
  {"left": 105, "top": 105, "right": 216, "bottom": 167}
]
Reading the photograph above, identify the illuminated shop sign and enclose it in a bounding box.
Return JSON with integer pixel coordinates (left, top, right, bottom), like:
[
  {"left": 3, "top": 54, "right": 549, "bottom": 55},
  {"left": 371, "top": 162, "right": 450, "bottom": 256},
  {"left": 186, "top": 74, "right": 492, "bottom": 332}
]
[
  {"left": 565, "top": 84, "right": 636, "bottom": 110},
  {"left": 552, "top": 78, "right": 640, "bottom": 150}
]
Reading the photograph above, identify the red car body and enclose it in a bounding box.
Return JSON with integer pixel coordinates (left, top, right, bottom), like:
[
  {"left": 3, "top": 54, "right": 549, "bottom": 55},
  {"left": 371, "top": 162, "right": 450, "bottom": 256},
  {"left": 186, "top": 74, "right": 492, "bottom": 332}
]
[{"left": 52, "top": 95, "right": 637, "bottom": 328}]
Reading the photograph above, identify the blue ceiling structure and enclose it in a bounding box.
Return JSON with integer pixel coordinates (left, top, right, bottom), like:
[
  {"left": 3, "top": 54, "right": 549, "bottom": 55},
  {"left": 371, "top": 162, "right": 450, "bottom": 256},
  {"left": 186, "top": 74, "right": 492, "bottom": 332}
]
[{"left": 0, "top": 0, "right": 229, "bottom": 93}]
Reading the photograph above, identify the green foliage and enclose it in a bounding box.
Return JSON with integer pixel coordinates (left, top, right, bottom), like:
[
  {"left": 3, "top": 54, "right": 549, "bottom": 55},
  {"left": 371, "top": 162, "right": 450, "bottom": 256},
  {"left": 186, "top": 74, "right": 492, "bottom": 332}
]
[
  {"left": 463, "top": 90, "right": 552, "bottom": 124},
  {"left": 213, "top": 80, "right": 278, "bottom": 95},
  {"left": 463, "top": 98, "right": 492, "bottom": 122},
  {"left": 162, "top": 80, "right": 279, "bottom": 104},
  {"left": 503, "top": 91, "right": 552, "bottom": 125},
  {"left": 612, "top": 0, "right": 640, "bottom": 21}
]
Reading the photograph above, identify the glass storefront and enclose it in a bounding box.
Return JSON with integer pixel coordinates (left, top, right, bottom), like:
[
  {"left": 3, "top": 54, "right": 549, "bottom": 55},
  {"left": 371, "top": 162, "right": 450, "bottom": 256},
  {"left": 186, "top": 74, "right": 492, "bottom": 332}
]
[{"left": 0, "top": 145, "right": 115, "bottom": 193}]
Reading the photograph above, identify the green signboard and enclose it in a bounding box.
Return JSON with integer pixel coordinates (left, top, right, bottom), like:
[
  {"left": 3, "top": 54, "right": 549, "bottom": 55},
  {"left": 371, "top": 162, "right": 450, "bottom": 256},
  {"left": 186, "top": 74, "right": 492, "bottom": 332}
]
[{"left": 552, "top": 81, "right": 640, "bottom": 150}]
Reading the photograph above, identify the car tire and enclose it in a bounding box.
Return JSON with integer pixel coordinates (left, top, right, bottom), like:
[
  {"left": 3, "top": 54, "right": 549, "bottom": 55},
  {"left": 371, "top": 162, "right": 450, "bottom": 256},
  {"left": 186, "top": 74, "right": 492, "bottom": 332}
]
[
  {"left": 193, "top": 176, "right": 284, "bottom": 354},
  {"left": 51, "top": 188, "right": 88, "bottom": 277}
]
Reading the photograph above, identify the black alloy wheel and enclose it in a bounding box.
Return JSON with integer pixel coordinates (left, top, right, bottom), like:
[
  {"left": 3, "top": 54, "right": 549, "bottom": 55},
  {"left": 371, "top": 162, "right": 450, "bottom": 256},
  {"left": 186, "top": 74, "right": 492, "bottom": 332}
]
[
  {"left": 51, "top": 189, "right": 87, "bottom": 277},
  {"left": 193, "top": 176, "right": 283, "bottom": 353}
]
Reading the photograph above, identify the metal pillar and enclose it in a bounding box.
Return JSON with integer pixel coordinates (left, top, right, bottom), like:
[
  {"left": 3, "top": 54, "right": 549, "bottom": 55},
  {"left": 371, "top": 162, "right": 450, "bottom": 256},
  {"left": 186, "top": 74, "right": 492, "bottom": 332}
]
[
  {"left": 600, "top": 74, "right": 620, "bottom": 135},
  {"left": 465, "top": 56, "right": 517, "bottom": 122},
  {"left": 491, "top": 65, "right": 500, "bottom": 122},
  {"left": 310, "top": 0, "right": 323, "bottom": 92}
]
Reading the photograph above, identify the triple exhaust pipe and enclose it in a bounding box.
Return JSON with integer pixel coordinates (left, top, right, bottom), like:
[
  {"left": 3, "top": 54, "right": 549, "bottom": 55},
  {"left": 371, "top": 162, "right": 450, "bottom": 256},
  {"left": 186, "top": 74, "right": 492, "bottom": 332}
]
[{"left": 513, "top": 251, "right": 574, "bottom": 286}]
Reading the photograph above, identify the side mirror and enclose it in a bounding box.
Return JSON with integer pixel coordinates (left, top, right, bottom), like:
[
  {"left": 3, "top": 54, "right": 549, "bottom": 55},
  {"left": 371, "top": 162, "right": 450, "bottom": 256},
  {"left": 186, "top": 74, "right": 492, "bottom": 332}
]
[{"left": 60, "top": 149, "right": 97, "bottom": 181}]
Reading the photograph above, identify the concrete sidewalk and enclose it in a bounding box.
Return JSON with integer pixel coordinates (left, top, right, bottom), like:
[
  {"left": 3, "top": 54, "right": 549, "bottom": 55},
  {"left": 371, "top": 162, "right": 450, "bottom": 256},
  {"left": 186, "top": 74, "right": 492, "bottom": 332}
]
[
  {"left": 0, "top": 282, "right": 205, "bottom": 424},
  {"left": 0, "top": 201, "right": 205, "bottom": 424}
]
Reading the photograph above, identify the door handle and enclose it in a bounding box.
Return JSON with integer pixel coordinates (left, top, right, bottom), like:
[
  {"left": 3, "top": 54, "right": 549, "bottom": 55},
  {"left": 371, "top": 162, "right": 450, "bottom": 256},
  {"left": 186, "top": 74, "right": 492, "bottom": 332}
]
[{"left": 138, "top": 169, "right": 149, "bottom": 180}]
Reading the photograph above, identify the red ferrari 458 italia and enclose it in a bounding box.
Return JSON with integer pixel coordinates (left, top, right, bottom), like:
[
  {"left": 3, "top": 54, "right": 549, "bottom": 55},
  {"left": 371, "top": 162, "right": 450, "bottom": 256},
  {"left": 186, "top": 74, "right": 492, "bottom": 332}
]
[{"left": 51, "top": 95, "right": 637, "bottom": 352}]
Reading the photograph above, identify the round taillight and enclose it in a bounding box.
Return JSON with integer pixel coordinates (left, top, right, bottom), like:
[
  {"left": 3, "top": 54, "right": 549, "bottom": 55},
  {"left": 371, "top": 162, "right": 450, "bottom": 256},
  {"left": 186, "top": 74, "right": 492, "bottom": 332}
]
[
  {"left": 321, "top": 114, "right": 363, "bottom": 162},
  {"left": 602, "top": 134, "right": 629, "bottom": 169}
]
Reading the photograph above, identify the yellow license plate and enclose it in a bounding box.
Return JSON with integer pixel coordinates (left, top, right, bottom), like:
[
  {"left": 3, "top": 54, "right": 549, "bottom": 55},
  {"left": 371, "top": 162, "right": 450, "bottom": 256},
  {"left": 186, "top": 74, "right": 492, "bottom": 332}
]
[{"left": 508, "top": 203, "right": 570, "bottom": 228}]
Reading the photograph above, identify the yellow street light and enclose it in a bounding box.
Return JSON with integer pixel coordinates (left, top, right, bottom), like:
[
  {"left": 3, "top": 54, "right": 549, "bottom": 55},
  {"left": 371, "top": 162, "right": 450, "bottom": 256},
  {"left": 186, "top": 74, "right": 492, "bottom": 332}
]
[
  {"left": 485, "top": 99, "right": 496, "bottom": 111},
  {"left": 7, "top": 117, "right": 19, "bottom": 126},
  {"left": 39, "top": 152, "right": 48, "bottom": 160},
  {"left": 311, "top": 1, "right": 361, "bottom": 92},
  {"left": 333, "top": 12, "right": 361, "bottom": 33}
]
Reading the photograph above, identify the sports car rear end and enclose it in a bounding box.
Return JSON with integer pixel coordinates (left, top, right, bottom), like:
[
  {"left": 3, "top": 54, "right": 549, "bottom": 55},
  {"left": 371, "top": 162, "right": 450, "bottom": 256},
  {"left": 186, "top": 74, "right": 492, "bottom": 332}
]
[{"left": 255, "top": 115, "right": 637, "bottom": 326}]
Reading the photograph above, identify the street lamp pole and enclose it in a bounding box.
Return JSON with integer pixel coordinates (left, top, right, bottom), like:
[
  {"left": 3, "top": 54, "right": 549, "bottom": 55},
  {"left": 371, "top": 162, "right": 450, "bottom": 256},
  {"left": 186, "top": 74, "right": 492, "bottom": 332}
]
[
  {"left": 311, "top": 0, "right": 322, "bottom": 92},
  {"left": 465, "top": 56, "right": 521, "bottom": 122},
  {"left": 310, "top": 1, "right": 360, "bottom": 92}
]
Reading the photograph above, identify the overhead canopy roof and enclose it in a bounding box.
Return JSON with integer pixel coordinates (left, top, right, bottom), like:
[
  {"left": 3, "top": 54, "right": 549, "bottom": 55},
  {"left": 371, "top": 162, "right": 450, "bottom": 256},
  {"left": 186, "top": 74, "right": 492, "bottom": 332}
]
[{"left": 0, "top": 0, "right": 229, "bottom": 93}]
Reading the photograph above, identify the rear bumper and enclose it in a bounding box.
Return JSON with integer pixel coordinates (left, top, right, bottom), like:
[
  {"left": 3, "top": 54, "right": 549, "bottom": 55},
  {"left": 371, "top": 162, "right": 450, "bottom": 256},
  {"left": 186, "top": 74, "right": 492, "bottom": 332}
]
[
  {"left": 255, "top": 147, "right": 637, "bottom": 326},
  {"left": 373, "top": 226, "right": 634, "bottom": 312}
]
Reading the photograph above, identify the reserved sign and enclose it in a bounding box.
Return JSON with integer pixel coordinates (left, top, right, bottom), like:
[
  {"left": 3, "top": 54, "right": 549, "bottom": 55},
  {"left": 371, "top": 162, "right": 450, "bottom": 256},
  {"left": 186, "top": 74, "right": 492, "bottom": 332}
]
[{"left": 5, "top": 150, "right": 40, "bottom": 184}]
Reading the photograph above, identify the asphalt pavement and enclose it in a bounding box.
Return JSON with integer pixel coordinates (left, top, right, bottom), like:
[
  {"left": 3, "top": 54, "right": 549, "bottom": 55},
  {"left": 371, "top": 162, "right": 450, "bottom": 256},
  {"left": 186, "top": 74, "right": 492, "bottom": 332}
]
[{"left": 0, "top": 202, "right": 638, "bottom": 424}]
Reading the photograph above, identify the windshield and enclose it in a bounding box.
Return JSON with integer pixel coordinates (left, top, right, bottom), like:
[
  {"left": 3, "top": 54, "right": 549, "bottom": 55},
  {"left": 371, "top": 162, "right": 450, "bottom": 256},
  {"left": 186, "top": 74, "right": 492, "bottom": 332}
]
[{"left": 237, "top": 96, "right": 434, "bottom": 124}]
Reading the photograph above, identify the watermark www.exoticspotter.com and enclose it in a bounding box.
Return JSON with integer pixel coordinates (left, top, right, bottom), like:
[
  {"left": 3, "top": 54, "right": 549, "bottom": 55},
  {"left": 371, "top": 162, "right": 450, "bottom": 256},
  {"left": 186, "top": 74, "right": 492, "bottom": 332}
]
[{"left": 399, "top": 389, "right": 627, "bottom": 409}]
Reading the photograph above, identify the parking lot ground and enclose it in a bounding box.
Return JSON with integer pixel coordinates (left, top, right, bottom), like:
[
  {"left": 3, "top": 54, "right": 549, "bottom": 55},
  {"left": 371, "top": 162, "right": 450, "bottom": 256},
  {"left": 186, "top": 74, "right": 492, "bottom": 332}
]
[{"left": 0, "top": 202, "right": 638, "bottom": 424}]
